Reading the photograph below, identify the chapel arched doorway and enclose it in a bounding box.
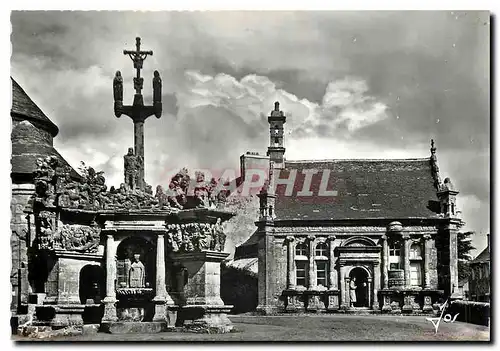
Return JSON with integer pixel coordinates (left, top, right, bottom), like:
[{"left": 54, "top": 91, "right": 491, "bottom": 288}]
[{"left": 349, "top": 267, "right": 369, "bottom": 308}]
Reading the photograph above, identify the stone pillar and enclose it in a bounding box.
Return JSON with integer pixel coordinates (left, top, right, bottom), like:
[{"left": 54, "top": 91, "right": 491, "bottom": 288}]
[
  {"left": 134, "top": 120, "right": 145, "bottom": 190},
  {"left": 286, "top": 236, "right": 296, "bottom": 289},
  {"left": 328, "top": 236, "right": 336, "bottom": 290},
  {"left": 382, "top": 235, "right": 389, "bottom": 289},
  {"left": 307, "top": 235, "right": 316, "bottom": 290},
  {"left": 423, "top": 234, "right": 431, "bottom": 289},
  {"left": 373, "top": 262, "right": 380, "bottom": 310},
  {"left": 153, "top": 233, "right": 174, "bottom": 323},
  {"left": 171, "top": 251, "right": 233, "bottom": 333},
  {"left": 345, "top": 276, "right": 351, "bottom": 308},
  {"left": 402, "top": 234, "right": 411, "bottom": 287},
  {"left": 367, "top": 277, "right": 372, "bottom": 308},
  {"left": 339, "top": 264, "right": 347, "bottom": 309},
  {"left": 103, "top": 233, "right": 117, "bottom": 322}
]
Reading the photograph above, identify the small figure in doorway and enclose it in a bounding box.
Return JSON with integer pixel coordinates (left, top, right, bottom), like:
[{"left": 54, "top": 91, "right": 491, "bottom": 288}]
[{"left": 350, "top": 277, "right": 357, "bottom": 307}]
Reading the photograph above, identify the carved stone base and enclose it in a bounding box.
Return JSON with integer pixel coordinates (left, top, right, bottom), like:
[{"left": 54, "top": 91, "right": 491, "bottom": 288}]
[
  {"left": 50, "top": 305, "right": 85, "bottom": 328},
  {"left": 306, "top": 294, "right": 324, "bottom": 312},
  {"left": 256, "top": 304, "right": 278, "bottom": 315},
  {"left": 152, "top": 300, "right": 166, "bottom": 322},
  {"left": 402, "top": 295, "right": 414, "bottom": 314},
  {"left": 102, "top": 297, "right": 118, "bottom": 322},
  {"left": 179, "top": 305, "right": 233, "bottom": 333},
  {"left": 423, "top": 295, "right": 433, "bottom": 312},
  {"left": 402, "top": 304, "right": 413, "bottom": 314},
  {"left": 381, "top": 295, "right": 392, "bottom": 312},
  {"left": 100, "top": 321, "right": 167, "bottom": 334}
]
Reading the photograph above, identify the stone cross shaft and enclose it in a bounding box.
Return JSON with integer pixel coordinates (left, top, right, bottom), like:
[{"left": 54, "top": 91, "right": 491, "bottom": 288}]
[{"left": 113, "top": 37, "right": 163, "bottom": 190}]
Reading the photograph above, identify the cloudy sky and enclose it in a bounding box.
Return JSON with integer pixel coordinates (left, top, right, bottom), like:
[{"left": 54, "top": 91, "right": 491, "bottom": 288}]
[{"left": 10, "top": 11, "right": 490, "bottom": 253}]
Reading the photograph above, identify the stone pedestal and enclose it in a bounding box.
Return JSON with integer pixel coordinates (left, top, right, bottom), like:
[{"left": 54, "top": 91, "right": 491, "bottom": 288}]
[
  {"left": 325, "top": 290, "right": 339, "bottom": 311},
  {"left": 172, "top": 250, "right": 233, "bottom": 333},
  {"left": 402, "top": 294, "right": 414, "bottom": 314},
  {"left": 50, "top": 305, "right": 85, "bottom": 327},
  {"left": 179, "top": 305, "right": 233, "bottom": 333},
  {"left": 381, "top": 294, "right": 392, "bottom": 312},
  {"left": 423, "top": 295, "right": 434, "bottom": 312},
  {"left": 102, "top": 297, "right": 118, "bottom": 322}
]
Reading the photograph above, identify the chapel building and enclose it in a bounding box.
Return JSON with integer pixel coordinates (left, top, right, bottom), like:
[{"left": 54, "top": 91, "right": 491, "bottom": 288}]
[{"left": 233, "top": 102, "right": 463, "bottom": 314}]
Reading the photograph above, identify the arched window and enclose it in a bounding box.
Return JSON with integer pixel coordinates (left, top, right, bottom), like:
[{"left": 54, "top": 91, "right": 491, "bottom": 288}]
[
  {"left": 295, "top": 242, "right": 308, "bottom": 256},
  {"left": 410, "top": 243, "right": 422, "bottom": 259},
  {"left": 315, "top": 242, "right": 328, "bottom": 257}
]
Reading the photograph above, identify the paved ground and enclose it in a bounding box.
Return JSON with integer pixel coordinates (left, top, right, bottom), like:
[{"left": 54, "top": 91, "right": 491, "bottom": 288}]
[{"left": 14, "top": 314, "right": 489, "bottom": 342}]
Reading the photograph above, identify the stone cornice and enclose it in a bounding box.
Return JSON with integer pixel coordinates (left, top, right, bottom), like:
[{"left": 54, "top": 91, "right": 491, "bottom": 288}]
[
  {"left": 273, "top": 225, "right": 437, "bottom": 235},
  {"left": 171, "top": 250, "right": 230, "bottom": 262},
  {"left": 52, "top": 249, "right": 104, "bottom": 260}
]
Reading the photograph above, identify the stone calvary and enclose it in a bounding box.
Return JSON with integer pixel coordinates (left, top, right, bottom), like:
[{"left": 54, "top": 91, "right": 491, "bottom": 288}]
[{"left": 17, "top": 37, "right": 235, "bottom": 334}]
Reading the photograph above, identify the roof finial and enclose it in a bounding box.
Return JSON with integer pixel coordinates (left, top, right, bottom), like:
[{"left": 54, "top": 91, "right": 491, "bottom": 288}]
[
  {"left": 274, "top": 101, "right": 280, "bottom": 111},
  {"left": 430, "top": 139, "right": 436, "bottom": 155}
]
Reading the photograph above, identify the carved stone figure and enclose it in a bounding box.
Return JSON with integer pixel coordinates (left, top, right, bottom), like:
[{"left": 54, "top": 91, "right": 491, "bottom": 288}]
[
  {"left": 153, "top": 70, "right": 162, "bottom": 103},
  {"left": 129, "top": 254, "right": 146, "bottom": 288},
  {"left": 441, "top": 177, "right": 455, "bottom": 192},
  {"left": 197, "top": 223, "right": 212, "bottom": 250},
  {"left": 113, "top": 71, "right": 123, "bottom": 102},
  {"left": 193, "top": 171, "right": 210, "bottom": 208},
  {"left": 37, "top": 211, "right": 56, "bottom": 250},
  {"left": 212, "top": 218, "right": 226, "bottom": 252},
  {"left": 124, "top": 147, "right": 140, "bottom": 190}
]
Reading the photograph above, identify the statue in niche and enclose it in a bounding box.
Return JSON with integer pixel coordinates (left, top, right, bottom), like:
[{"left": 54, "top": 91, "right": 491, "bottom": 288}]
[{"left": 128, "top": 254, "right": 145, "bottom": 288}]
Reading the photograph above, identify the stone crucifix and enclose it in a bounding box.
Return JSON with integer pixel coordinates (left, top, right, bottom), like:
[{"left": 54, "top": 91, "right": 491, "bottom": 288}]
[{"left": 113, "top": 37, "right": 162, "bottom": 191}]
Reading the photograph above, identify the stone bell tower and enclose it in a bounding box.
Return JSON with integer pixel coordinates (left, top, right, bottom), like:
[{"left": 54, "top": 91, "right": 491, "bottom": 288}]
[{"left": 267, "top": 101, "right": 286, "bottom": 169}]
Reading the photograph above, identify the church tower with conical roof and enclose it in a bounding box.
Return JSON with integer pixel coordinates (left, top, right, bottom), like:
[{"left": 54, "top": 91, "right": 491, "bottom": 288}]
[{"left": 10, "top": 78, "right": 78, "bottom": 318}]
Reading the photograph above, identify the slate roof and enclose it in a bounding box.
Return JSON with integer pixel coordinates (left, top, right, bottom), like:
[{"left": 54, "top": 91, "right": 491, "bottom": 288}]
[
  {"left": 11, "top": 78, "right": 58, "bottom": 137},
  {"left": 11, "top": 136, "right": 79, "bottom": 179},
  {"left": 274, "top": 158, "right": 439, "bottom": 220},
  {"left": 11, "top": 78, "right": 79, "bottom": 180},
  {"left": 224, "top": 257, "right": 258, "bottom": 277},
  {"left": 470, "top": 247, "right": 490, "bottom": 264}
]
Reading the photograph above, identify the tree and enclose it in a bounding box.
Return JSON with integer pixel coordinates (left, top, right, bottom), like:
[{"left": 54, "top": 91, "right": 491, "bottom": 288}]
[{"left": 457, "top": 231, "right": 475, "bottom": 281}]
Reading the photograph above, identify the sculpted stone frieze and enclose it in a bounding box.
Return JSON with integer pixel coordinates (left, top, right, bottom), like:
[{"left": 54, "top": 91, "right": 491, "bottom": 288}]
[
  {"left": 32, "top": 157, "right": 229, "bottom": 212},
  {"left": 35, "top": 209, "right": 101, "bottom": 253},
  {"left": 53, "top": 223, "right": 101, "bottom": 253},
  {"left": 166, "top": 218, "right": 226, "bottom": 253}
]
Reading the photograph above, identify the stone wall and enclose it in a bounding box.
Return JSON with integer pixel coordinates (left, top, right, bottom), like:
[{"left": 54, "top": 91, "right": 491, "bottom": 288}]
[{"left": 10, "top": 183, "right": 35, "bottom": 312}]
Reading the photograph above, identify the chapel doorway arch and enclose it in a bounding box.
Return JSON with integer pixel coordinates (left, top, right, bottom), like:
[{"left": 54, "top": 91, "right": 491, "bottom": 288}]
[{"left": 349, "top": 267, "right": 370, "bottom": 308}]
